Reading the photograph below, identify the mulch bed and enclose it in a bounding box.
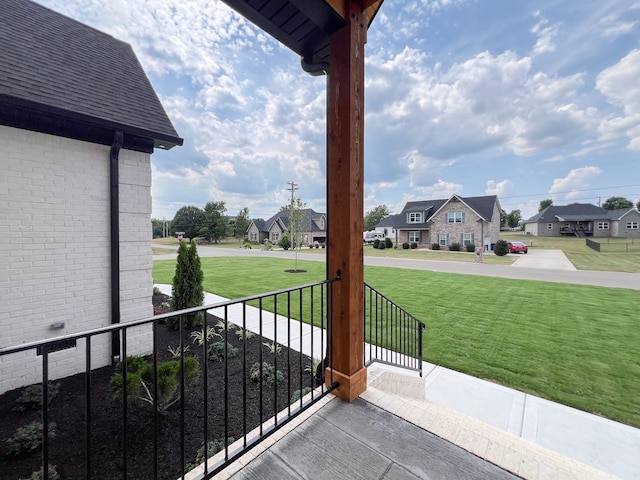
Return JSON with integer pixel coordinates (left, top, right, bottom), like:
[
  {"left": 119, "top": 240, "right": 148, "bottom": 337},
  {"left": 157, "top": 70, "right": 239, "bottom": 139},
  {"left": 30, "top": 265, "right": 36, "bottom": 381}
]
[{"left": 0, "top": 293, "right": 317, "bottom": 480}]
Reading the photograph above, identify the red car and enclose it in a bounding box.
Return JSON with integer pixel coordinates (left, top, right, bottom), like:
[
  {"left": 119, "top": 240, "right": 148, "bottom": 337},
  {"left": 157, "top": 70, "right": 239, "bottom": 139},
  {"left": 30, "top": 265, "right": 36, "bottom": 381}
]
[{"left": 508, "top": 241, "right": 528, "bottom": 254}]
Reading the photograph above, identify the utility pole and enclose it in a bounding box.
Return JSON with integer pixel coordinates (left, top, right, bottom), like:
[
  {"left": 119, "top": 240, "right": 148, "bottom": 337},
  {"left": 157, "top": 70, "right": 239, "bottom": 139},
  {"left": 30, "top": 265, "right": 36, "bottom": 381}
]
[{"left": 287, "top": 181, "right": 298, "bottom": 205}]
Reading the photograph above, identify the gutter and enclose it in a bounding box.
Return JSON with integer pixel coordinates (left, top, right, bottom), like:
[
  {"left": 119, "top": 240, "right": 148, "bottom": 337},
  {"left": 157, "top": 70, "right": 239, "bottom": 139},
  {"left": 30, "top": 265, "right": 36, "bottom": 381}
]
[{"left": 110, "top": 131, "right": 123, "bottom": 364}]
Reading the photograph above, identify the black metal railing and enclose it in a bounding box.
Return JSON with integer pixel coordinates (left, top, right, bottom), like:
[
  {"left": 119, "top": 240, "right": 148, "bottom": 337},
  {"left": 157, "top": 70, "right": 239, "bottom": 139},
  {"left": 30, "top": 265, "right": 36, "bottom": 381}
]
[
  {"left": 0, "top": 277, "right": 339, "bottom": 480},
  {"left": 363, "top": 283, "right": 426, "bottom": 376}
]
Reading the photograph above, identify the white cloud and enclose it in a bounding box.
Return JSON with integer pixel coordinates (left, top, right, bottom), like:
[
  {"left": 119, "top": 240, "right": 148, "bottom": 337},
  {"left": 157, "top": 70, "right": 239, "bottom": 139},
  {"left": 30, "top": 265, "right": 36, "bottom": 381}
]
[
  {"left": 549, "top": 166, "right": 603, "bottom": 200},
  {"left": 485, "top": 180, "right": 515, "bottom": 198},
  {"left": 596, "top": 49, "right": 640, "bottom": 150},
  {"left": 531, "top": 14, "right": 560, "bottom": 56}
]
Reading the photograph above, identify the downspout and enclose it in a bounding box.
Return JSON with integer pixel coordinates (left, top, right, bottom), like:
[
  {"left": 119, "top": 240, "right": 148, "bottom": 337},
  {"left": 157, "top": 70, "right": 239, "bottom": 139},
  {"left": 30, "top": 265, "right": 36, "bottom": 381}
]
[{"left": 110, "top": 131, "right": 123, "bottom": 365}]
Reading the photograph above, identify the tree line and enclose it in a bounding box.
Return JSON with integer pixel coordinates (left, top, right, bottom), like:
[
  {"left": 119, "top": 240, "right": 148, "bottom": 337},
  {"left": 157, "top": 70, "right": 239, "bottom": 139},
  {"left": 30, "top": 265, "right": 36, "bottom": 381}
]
[{"left": 152, "top": 203, "right": 252, "bottom": 242}]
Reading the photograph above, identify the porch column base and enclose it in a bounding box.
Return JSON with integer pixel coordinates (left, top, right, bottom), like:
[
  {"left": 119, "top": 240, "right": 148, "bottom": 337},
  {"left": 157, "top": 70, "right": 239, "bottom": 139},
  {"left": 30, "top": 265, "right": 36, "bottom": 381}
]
[{"left": 326, "top": 366, "right": 367, "bottom": 403}]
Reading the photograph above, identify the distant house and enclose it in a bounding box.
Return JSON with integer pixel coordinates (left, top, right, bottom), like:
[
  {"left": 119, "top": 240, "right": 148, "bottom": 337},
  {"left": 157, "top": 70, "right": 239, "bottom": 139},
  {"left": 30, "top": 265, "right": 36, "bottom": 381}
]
[
  {"left": 247, "top": 209, "right": 327, "bottom": 246},
  {"left": 378, "top": 195, "right": 502, "bottom": 251},
  {"left": 524, "top": 204, "right": 640, "bottom": 237},
  {"left": 0, "top": 0, "right": 182, "bottom": 393}
]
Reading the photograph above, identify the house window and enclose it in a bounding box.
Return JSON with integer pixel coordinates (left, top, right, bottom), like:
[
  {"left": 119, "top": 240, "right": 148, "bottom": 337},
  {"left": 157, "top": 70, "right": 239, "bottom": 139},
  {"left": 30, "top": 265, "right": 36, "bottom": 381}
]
[
  {"left": 462, "top": 233, "right": 474, "bottom": 246},
  {"left": 547, "top": 223, "right": 553, "bottom": 230},
  {"left": 408, "top": 231, "right": 420, "bottom": 243},
  {"left": 446, "top": 212, "right": 463, "bottom": 223},
  {"left": 408, "top": 212, "right": 422, "bottom": 223},
  {"left": 271, "top": 232, "right": 279, "bottom": 241},
  {"left": 438, "top": 233, "right": 448, "bottom": 246},
  {"left": 627, "top": 221, "right": 638, "bottom": 229},
  {"left": 250, "top": 232, "right": 257, "bottom": 241},
  {"left": 598, "top": 222, "right": 609, "bottom": 230}
]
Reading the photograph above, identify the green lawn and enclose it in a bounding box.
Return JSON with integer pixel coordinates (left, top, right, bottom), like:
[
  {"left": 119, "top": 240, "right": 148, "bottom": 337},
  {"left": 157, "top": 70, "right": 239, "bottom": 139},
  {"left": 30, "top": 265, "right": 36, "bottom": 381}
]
[{"left": 153, "top": 256, "right": 640, "bottom": 428}]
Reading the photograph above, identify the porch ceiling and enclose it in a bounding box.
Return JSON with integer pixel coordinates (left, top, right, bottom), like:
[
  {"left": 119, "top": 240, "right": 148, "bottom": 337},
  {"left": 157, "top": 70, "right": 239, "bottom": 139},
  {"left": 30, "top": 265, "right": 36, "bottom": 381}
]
[{"left": 220, "top": 0, "right": 384, "bottom": 74}]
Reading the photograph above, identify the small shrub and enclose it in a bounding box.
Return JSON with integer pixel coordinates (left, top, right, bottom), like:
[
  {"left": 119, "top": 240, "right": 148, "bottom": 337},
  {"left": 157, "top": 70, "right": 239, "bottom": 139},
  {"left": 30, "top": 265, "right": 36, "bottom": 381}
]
[
  {"left": 110, "top": 356, "right": 200, "bottom": 412},
  {"left": 20, "top": 465, "right": 59, "bottom": 480},
  {"left": 215, "top": 319, "right": 235, "bottom": 332},
  {"left": 494, "top": 239, "right": 509, "bottom": 256},
  {"left": 372, "top": 239, "right": 380, "bottom": 249},
  {"left": 402, "top": 242, "right": 410, "bottom": 249},
  {"left": 13, "top": 383, "right": 60, "bottom": 412},
  {"left": 431, "top": 243, "right": 440, "bottom": 250},
  {"left": 191, "top": 326, "right": 220, "bottom": 346},
  {"left": 410, "top": 242, "right": 418, "bottom": 249},
  {"left": 153, "top": 286, "right": 162, "bottom": 295},
  {"left": 290, "top": 387, "right": 312, "bottom": 403},
  {"left": 6, "top": 421, "right": 56, "bottom": 456},
  {"left": 278, "top": 234, "right": 291, "bottom": 250},
  {"left": 263, "top": 341, "right": 282, "bottom": 355},
  {"left": 450, "top": 242, "right": 461, "bottom": 251},
  {"left": 466, "top": 243, "right": 475, "bottom": 253},
  {"left": 377, "top": 241, "right": 386, "bottom": 249},
  {"left": 193, "top": 437, "right": 236, "bottom": 465},
  {"left": 250, "top": 362, "right": 284, "bottom": 385},
  {"left": 242, "top": 242, "right": 252, "bottom": 249},
  {"left": 208, "top": 341, "right": 239, "bottom": 361},
  {"left": 236, "top": 328, "right": 255, "bottom": 340},
  {"left": 385, "top": 237, "right": 393, "bottom": 248},
  {"left": 167, "top": 345, "right": 190, "bottom": 359}
]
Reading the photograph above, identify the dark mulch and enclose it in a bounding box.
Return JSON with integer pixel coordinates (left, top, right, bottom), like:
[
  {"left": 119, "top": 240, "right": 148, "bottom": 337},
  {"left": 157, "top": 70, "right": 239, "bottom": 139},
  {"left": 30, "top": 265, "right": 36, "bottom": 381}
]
[{"left": 0, "top": 293, "right": 317, "bottom": 480}]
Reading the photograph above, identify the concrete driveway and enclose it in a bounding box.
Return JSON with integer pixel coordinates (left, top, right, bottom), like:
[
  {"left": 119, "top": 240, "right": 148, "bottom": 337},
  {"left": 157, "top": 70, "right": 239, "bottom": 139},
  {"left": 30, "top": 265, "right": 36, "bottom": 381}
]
[{"left": 510, "top": 248, "right": 576, "bottom": 271}]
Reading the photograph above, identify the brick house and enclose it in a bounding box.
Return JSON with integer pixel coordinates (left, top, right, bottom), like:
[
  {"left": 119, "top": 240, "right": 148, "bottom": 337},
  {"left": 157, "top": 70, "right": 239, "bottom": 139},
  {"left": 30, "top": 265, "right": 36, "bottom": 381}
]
[
  {"left": 0, "top": 0, "right": 182, "bottom": 392},
  {"left": 380, "top": 195, "right": 502, "bottom": 251}
]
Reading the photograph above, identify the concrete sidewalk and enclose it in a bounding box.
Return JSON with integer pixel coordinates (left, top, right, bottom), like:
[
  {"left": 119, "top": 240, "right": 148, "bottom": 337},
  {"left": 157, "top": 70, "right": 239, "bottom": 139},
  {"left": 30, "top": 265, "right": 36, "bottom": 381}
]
[{"left": 157, "top": 284, "right": 640, "bottom": 479}]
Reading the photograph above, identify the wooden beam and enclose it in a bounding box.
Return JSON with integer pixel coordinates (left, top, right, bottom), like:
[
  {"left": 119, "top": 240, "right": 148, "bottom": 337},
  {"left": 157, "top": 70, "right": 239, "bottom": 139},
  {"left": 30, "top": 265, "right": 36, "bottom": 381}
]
[
  {"left": 325, "top": 0, "right": 367, "bottom": 403},
  {"left": 326, "top": 0, "right": 382, "bottom": 22}
]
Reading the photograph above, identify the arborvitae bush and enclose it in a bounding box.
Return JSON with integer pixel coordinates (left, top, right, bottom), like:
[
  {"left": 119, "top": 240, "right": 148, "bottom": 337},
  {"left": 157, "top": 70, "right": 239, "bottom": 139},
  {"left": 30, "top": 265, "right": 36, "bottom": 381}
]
[
  {"left": 410, "top": 242, "right": 418, "bottom": 249},
  {"left": 170, "top": 240, "right": 204, "bottom": 329},
  {"left": 494, "top": 239, "right": 509, "bottom": 256},
  {"left": 450, "top": 242, "right": 461, "bottom": 251},
  {"left": 6, "top": 421, "right": 56, "bottom": 456},
  {"left": 207, "top": 341, "right": 239, "bottom": 361},
  {"left": 402, "top": 242, "right": 410, "bottom": 249},
  {"left": 13, "top": 383, "right": 60, "bottom": 412},
  {"left": 431, "top": 243, "right": 440, "bottom": 250},
  {"left": 385, "top": 237, "right": 393, "bottom": 248},
  {"left": 466, "top": 243, "right": 475, "bottom": 253}
]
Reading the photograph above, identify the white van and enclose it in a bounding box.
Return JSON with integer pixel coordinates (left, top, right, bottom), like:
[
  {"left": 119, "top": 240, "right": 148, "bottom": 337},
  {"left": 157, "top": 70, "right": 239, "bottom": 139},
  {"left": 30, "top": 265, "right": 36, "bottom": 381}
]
[{"left": 363, "top": 231, "right": 385, "bottom": 244}]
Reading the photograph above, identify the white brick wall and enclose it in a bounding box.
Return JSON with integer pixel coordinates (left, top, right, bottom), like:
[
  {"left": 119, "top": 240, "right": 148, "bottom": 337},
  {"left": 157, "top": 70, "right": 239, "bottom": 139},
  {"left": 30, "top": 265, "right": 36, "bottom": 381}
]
[{"left": 0, "top": 126, "right": 154, "bottom": 393}]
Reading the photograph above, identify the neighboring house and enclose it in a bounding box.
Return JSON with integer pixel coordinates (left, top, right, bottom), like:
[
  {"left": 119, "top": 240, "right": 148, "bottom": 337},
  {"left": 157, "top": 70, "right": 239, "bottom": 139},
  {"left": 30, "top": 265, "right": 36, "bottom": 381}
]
[
  {"left": 0, "top": 0, "right": 182, "bottom": 393},
  {"left": 524, "top": 204, "right": 640, "bottom": 237},
  {"left": 378, "top": 195, "right": 502, "bottom": 251},
  {"left": 247, "top": 209, "right": 327, "bottom": 246},
  {"left": 373, "top": 215, "right": 401, "bottom": 242}
]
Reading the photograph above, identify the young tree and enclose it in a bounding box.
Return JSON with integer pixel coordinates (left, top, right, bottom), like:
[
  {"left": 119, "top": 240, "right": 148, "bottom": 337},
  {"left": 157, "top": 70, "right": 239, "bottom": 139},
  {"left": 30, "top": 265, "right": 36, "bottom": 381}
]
[
  {"left": 170, "top": 240, "right": 204, "bottom": 329},
  {"left": 364, "top": 205, "right": 391, "bottom": 232},
  {"left": 199, "top": 201, "right": 229, "bottom": 243},
  {"left": 500, "top": 209, "right": 508, "bottom": 228},
  {"left": 234, "top": 207, "right": 251, "bottom": 239},
  {"left": 602, "top": 196, "right": 633, "bottom": 210},
  {"left": 171, "top": 206, "right": 204, "bottom": 241},
  {"left": 538, "top": 199, "right": 553, "bottom": 211},
  {"left": 506, "top": 209, "right": 522, "bottom": 229}
]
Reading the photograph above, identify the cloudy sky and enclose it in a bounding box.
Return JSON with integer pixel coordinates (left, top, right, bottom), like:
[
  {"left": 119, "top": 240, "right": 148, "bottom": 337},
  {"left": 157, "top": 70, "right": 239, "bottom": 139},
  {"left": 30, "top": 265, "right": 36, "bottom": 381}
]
[{"left": 37, "top": 0, "right": 640, "bottom": 221}]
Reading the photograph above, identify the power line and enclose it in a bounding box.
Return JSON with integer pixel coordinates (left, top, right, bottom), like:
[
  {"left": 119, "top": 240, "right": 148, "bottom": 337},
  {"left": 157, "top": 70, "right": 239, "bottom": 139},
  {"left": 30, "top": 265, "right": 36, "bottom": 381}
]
[
  {"left": 287, "top": 181, "right": 299, "bottom": 205},
  {"left": 499, "top": 184, "right": 640, "bottom": 200}
]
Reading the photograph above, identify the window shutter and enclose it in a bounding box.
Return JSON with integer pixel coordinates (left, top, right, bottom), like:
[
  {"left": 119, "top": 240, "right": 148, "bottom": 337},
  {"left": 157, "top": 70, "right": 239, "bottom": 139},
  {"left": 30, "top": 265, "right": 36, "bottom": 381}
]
[
  {"left": 462, "top": 212, "right": 465, "bottom": 222},
  {"left": 446, "top": 233, "right": 449, "bottom": 244},
  {"left": 471, "top": 233, "right": 474, "bottom": 244},
  {"left": 460, "top": 233, "right": 463, "bottom": 244}
]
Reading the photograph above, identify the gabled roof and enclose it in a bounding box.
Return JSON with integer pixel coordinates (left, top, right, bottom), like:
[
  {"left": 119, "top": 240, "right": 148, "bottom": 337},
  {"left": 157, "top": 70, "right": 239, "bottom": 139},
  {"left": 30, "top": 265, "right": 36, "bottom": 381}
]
[
  {"left": 429, "top": 194, "right": 498, "bottom": 223},
  {"left": 0, "top": 0, "right": 183, "bottom": 153},
  {"left": 525, "top": 204, "right": 612, "bottom": 223},
  {"left": 258, "top": 208, "right": 326, "bottom": 233}
]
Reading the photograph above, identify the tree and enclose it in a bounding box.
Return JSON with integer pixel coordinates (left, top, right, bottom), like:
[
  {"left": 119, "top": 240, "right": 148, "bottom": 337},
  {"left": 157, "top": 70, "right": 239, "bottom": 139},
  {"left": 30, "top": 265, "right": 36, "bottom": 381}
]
[
  {"left": 494, "top": 239, "right": 509, "bottom": 256},
  {"left": 538, "top": 199, "right": 553, "bottom": 211},
  {"left": 199, "top": 201, "right": 229, "bottom": 243},
  {"left": 500, "top": 209, "right": 508, "bottom": 228},
  {"left": 234, "top": 207, "right": 251, "bottom": 239},
  {"left": 637, "top": 200, "right": 640, "bottom": 210},
  {"left": 170, "top": 240, "right": 204, "bottom": 329},
  {"left": 506, "top": 209, "right": 521, "bottom": 229},
  {"left": 602, "top": 196, "right": 633, "bottom": 210},
  {"left": 171, "top": 206, "right": 204, "bottom": 241},
  {"left": 364, "top": 205, "right": 391, "bottom": 232}
]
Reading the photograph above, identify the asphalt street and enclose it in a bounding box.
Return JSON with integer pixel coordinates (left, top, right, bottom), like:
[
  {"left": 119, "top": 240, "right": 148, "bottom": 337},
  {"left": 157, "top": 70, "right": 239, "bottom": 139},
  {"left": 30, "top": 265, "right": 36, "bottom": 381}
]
[{"left": 153, "top": 244, "right": 640, "bottom": 290}]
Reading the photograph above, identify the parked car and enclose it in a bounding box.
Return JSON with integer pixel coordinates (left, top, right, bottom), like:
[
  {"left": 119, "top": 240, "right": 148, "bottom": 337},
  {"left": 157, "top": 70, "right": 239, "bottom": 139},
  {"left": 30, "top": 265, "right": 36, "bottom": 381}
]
[{"left": 508, "top": 241, "right": 528, "bottom": 254}]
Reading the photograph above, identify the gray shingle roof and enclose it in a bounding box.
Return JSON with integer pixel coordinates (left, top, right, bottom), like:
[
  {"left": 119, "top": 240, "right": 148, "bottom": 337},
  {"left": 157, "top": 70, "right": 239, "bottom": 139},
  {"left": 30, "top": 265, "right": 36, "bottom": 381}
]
[
  {"left": 525, "top": 204, "right": 617, "bottom": 223},
  {"left": 0, "top": 0, "right": 182, "bottom": 151},
  {"left": 259, "top": 209, "right": 326, "bottom": 233}
]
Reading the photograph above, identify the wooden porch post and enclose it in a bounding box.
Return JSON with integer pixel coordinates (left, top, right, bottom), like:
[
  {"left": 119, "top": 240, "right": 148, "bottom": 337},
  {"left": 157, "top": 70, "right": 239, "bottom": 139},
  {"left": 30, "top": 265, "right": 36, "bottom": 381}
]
[{"left": 326, "top": 0, "right": 367, "bottom": 402}]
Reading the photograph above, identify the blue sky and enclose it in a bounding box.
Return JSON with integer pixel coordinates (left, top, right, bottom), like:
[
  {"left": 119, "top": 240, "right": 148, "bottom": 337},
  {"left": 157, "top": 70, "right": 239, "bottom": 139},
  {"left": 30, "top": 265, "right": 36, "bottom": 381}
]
[{"left": 37, "top": 0, "right": 640, "bottom": 221}]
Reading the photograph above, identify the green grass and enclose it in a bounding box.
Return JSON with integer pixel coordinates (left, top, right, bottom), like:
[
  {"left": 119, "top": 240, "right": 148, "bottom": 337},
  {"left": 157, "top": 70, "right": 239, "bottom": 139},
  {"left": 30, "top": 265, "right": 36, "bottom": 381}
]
[
  {"left": 500, "top": 232, "right": 640, "bottom": 273},
  {"left": 153, "top": 256, "right": 640, "bottom": 427}
]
